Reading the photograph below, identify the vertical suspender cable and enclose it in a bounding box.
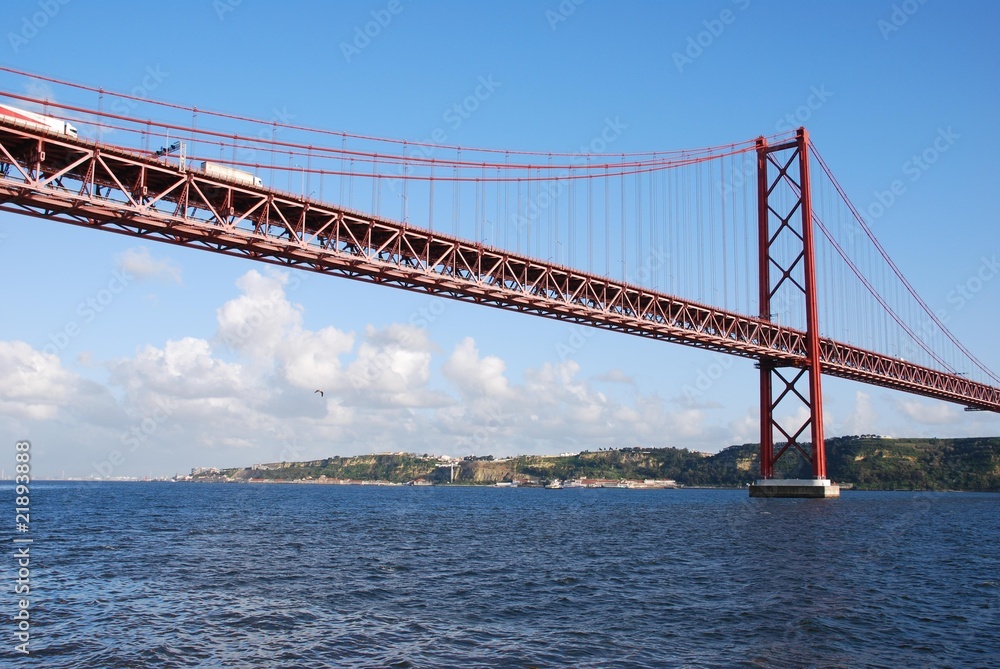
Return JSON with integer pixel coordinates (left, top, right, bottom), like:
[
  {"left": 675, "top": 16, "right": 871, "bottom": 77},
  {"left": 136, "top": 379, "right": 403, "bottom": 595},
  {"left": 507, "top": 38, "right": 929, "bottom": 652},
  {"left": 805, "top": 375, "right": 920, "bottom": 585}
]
[
  {"left": 605, "top": 166, "right": 610, "bottom": 276},
  {"left": 636, "top": 163, "right": 642, "bottom": 283},
  {"left": 588, "top": 156, "right": 594, "bottom": 273},
  {"left": 453, "top": 149, "right": 460, "bottom": 236},
  {"left": 429, "top": 163, "right": 435, "bottom": 232},
  {"left": 504, "top": 152, "right": 509, "bottom": 249},
  {"left": 339, "top": 133, "right": 346, "bottom": 206},
  {"left": 621, "top": 155, "right": 627, "bottom": 281}
]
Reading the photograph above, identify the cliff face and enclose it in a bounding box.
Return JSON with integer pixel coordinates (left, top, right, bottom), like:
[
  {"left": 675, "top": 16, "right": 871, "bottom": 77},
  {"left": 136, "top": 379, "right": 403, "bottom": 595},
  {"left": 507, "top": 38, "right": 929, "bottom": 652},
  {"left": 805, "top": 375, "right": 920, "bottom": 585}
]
[
  {"left": 199, "top": 437, "right": 1000, "bottom": 491},
  {"left": 459, "top": 461, "right": 514, "bottom": 483},
  {"left": 222, "top": 454, "right": 445, "bottom": 483}
]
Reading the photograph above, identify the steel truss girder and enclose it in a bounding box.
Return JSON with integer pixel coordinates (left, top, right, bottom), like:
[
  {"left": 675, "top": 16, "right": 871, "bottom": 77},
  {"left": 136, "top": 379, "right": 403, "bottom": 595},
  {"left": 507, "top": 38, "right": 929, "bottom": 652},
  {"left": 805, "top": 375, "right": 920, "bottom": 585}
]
[{"left": 0, "top": 121, "right": 998, "bottom": 417}]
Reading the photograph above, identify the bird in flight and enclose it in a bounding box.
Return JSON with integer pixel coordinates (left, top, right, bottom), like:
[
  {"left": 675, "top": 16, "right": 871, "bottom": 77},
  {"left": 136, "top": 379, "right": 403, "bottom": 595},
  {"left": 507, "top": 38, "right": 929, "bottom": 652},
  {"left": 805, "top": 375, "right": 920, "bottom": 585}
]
[{"left": 314, "top": 389, "right": 324, "bottom": 397}]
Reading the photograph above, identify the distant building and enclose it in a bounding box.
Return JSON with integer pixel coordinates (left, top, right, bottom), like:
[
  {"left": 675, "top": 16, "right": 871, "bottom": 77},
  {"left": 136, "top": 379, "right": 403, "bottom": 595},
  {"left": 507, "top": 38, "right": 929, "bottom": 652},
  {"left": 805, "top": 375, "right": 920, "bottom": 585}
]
[
  {"left": 570, "top": 478, "right": 678, "bottom": 489},
  {"left": 629, "top": 479, "right": 679, "bottom": 489},
  {"left": 579, "top": 478, "right": 622, "bottom": 488}
]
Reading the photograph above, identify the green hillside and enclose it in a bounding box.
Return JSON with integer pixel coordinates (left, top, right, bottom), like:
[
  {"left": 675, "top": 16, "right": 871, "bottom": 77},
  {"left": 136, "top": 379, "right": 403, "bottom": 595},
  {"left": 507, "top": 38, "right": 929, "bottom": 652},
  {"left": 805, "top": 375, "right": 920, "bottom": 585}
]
[
  {"left": 194, "top": 436, "right": 1000, "bottom": 491},
  {"left": 824, "top": 435, "right": 1000, "bottom": 490},
  {"left": 676, "top": 436, "right": 1000, "bottom": 490}
]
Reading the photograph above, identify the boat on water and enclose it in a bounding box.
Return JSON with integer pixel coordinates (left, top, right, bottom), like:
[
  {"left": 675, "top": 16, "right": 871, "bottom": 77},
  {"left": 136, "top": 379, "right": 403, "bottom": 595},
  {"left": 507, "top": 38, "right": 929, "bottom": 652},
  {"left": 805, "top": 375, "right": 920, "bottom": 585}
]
[{"left": 545, "top": 479, "right": 564, "bottom": 489}]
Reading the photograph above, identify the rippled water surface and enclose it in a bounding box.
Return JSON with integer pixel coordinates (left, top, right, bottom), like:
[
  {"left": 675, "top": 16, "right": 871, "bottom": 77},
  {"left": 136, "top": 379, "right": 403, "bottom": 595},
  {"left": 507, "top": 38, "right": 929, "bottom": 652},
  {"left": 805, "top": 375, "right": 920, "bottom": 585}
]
[{"left": 3, "top": 483, "right": 999, "bottom": 668}]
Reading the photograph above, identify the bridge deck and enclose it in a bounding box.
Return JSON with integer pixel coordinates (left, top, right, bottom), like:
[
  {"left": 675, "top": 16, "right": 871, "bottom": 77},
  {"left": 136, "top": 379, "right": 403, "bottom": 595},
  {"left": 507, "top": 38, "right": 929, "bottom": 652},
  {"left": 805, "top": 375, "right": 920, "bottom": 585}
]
[{"left": 1, "top": 120, "right": 997, "bottom": 412}]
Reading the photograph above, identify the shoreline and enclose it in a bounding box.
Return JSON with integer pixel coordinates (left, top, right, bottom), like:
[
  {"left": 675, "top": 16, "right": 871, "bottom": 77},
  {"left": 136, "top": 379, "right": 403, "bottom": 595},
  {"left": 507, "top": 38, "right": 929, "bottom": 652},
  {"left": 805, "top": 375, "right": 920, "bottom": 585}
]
[{"left": 20, "top": 479, "right": 1000, "bottom": 493}]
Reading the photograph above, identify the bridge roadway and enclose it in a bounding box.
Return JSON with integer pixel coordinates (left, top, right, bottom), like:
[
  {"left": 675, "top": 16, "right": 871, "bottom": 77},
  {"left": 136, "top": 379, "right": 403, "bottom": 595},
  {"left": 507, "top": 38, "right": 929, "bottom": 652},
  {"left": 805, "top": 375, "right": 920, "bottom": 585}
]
[{"left": 1, "top": 119, "right": 997, "bottom": 412}]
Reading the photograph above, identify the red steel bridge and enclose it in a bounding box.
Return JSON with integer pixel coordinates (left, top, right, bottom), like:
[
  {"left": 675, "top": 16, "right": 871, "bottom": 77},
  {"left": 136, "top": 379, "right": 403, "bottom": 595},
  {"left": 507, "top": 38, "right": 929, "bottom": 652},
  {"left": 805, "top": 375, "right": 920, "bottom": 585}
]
[{"left": 1, "top": 68, "right": 998, "bottom": 487}]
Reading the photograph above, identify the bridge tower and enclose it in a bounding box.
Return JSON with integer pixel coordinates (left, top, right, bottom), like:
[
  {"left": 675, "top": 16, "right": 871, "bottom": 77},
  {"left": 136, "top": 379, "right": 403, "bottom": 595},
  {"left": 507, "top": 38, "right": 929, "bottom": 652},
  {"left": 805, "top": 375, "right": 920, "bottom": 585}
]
[{"left": 751, "top": 128, "right": 839, "bottom": 498}]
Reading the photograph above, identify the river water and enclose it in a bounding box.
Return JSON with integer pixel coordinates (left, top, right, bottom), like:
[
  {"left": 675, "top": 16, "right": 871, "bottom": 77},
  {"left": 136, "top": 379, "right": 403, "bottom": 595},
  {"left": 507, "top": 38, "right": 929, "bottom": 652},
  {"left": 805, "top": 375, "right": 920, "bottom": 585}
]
[{"left": 3, "top": 482, "right": 998, "bottom": 668}]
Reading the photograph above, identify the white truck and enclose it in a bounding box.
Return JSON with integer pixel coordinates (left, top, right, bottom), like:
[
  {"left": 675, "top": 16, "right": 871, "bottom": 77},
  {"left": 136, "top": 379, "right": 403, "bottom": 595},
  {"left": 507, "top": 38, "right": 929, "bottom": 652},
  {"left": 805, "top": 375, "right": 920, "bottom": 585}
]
[
  {"left": 200, "top": 161, "right": 263, "bottom": 188},
  {"left": 0, "top": 103, "right": 78, "bottom": 138}
]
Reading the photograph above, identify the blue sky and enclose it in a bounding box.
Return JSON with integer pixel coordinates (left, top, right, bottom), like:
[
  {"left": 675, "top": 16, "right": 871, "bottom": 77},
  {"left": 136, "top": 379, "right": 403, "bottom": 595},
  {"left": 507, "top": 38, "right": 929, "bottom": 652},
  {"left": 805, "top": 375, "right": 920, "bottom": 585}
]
[{"left": 1, "top": 0, "right": 999, "bottom": 478}]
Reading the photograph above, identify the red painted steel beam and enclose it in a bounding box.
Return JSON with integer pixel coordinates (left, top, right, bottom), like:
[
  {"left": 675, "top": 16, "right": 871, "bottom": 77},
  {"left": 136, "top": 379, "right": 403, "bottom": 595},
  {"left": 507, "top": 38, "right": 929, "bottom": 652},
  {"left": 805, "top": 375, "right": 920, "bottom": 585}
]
[
  {"left": 1, "top": 121, "right": 998, "bottom": 415},
  {"left": 756, "top": 136, "right": 775, "bottom": 480},
  {"left": 757, "top": 130, "right": 829, "bottom": 479},
  {"left": 798, "top": 128, "right": 827, "bottom": 479}
]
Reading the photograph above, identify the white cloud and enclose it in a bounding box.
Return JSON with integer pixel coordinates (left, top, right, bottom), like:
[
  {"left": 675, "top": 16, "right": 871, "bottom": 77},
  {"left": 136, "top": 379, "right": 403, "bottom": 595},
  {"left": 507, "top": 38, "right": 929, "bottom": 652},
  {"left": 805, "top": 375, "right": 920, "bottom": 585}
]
[
  {"left": 727, "top": 409, "right": 758, "bottom": 444},
  {"left": 0, "top": 341, "right": 92, "bottom": 420},
  {"left": 109, "top": 337, "right": 247, "bottom": 401},
  {"left": 366, "top": 323, "right": 435, "bottom": 352},
  {"left": 115, "top": 247, "right": 182, "bottom": 284},
  {"left": 283, "top": 326, "right": 355, "bottom": 391},
  {"left": 23, "top": 82, "right": 57, "bottom": 112},
  {"left": 442, "top": 337, "right": 510, "bottom": 398},
  {"left": 593, "top": 368, "right": 635, "bottom": 385},
  {"left": 839, "top": 391, "right": 880, "bottom": 435},
  {"left": 894, "top": 398, "right": 961, "bottom": 426},
  {"left": 13, "top": 264, "right": 990, "bottom": 478},
  {"left": 333, "top": 324, "right": 447, "bottom": 409}
]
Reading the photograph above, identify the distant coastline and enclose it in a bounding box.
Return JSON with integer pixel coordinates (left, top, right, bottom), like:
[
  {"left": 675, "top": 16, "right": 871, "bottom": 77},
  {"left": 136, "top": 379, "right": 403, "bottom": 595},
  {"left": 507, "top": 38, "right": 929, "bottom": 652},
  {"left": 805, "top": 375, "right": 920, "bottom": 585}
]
[{"left": 183, "top": 436, "right": 1000, "bottom": 492}]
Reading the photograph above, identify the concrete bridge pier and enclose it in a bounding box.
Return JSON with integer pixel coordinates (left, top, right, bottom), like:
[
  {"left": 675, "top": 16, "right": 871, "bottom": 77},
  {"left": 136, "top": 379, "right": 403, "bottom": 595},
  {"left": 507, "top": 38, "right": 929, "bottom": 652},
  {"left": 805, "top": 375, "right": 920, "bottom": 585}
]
[{"left": 749, "top": 478, "right": 841, "bottom": 498}]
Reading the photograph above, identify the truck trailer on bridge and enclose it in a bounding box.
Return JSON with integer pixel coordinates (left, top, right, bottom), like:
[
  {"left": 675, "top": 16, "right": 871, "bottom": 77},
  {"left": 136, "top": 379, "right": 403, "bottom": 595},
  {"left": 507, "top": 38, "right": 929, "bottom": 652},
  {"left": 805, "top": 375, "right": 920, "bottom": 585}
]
[
  {"left": 0, "top": 103, "right": 78, "bottom": 138},
  {"left": 200, "top": 161, "right": 263, "bottom": 188}
]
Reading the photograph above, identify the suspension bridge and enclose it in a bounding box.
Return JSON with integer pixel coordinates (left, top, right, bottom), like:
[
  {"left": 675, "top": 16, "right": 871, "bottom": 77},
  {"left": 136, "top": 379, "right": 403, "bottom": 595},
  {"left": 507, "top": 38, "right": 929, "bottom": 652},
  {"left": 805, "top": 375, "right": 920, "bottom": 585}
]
[{"left": 1, "top": 67, "right": 997, "bottom": 497}]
